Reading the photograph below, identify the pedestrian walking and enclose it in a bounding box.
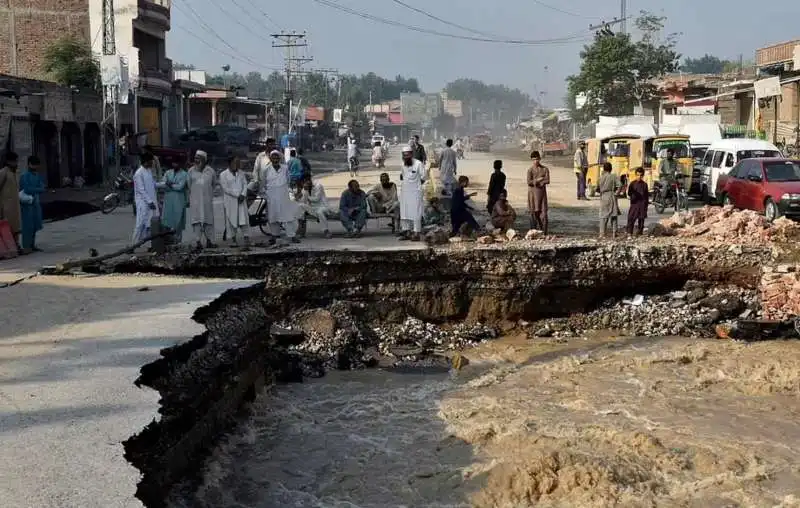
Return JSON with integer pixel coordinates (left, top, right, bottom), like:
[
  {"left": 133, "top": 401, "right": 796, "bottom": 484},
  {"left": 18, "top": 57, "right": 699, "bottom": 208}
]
[
  {"left": 188, "top": 150, "right": 217, "bottom": 249},
  {"left": 526, "top": 150, "right": 550, "bottom": 234},
  {"left": 19, "top": 156, "right": 45, "bottom": 252}
]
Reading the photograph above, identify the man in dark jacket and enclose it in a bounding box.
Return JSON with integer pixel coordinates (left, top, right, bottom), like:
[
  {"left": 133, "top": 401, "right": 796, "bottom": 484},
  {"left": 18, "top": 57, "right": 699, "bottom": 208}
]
[
  {"left": 412, "top": 135, "right": 427, "bottom": 165},
  {"left": 487, "top": 159, "right": 506, "bottom": 214}
]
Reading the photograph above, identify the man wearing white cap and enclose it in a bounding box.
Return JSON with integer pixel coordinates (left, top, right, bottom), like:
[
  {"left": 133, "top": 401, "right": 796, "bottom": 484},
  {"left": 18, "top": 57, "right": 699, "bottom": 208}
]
[
  {"left": 252, "top": 149, "right": 299, "bottom": 245},
  {"left": 399, "top": 145, "right": 427, "bottom": 241},
  {"left": 188, "top": 150, "right": 217, "bottom": 249}
]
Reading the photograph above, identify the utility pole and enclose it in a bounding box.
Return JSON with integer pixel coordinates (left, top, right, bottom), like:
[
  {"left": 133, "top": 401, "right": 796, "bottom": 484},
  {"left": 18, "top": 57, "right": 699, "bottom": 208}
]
[
  {"left": 271, "top": 32, "right": 312, "bottom": 134},
  {"left": 620, "top": 0, "right": 627, "bottom": 35},
  {"left": 101, "top": 0, "right": 120, "bottom": 182},
  {"left": 588, "top": 17, "right": 624, "bottom": 36}
]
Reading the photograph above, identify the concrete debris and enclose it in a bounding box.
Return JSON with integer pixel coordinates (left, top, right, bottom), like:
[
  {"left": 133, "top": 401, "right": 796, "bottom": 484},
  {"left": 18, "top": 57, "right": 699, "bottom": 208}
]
[
  {"left": 424, "top": 226, "right": 451, "bottom": 245},
  {"left": 506, "top": 228, "right": 518, "bottom": 241},
  {"left": 281, "top": 302, "right": 499, "bottom": 375},
  {"left": 477, "top": 235, "right": 494, "bottom": 244},
  {"left": 525, "top": 229, "right": 544, "bottom": 240},
  {"left": 760, "top": 264, "right": 800, "bottom": 321},
  {"left": 527, "top": 282, "right": 758, "bottom": 339},
  {"left": 652, "top": 205, "right": 800, "bottom": 244}
]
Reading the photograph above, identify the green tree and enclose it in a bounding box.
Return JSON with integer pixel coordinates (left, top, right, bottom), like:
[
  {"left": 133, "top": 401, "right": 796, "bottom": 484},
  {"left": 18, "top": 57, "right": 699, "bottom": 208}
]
[
  {"left": 567, "top": 11, "right": 680, "bottom": 122},
  {"left": 681, "top": 54, "right": 726, "bottom": 74},
  {"left": 42, "top": 35, "right": 100, "bottom": 91}
]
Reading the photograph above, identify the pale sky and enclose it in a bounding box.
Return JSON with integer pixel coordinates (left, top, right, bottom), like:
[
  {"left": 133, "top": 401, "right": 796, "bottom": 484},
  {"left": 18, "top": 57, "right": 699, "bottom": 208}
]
[{"left": 168, "top": 0, "right": 800, "bottom": 106}]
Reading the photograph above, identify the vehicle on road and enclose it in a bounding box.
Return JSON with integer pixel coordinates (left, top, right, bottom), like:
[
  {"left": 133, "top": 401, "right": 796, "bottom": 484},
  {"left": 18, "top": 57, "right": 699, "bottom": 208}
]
[
  {"left": 718, "top": 158, "right": 800, "bottom": 222},
  {"left": 699, "top": 138, "right": 781, "bottom": 204},
  {"left": 542, "top": 141, "right": 568, "bottom": 156},
  {"left": 652, "top": 174, "right": 689, "bottom": 214},
  {"left": 102, "top": 169, "right": 135, "bottom": 215},
  {"left": 586, "top": 135, "right": 638, "bottom": 196},
  {"left": 629, "top": 135, "right": 693, "bottom": 192},
  {"left": 471, "top": 134, "right": 491, "bottom": 152}
]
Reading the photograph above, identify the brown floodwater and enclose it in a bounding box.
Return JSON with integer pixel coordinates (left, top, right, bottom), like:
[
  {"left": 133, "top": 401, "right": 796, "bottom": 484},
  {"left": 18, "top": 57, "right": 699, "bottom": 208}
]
[{"left": 173, "top": 333, "right": 800, "bottom": 507}]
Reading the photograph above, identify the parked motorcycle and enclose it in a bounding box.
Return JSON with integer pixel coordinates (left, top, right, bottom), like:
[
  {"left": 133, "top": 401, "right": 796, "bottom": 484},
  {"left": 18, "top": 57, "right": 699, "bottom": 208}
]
[
  {"left": 101, "top": 170, "right": 135, "bottom": 215},
  {"left": 652, "top": 175, "right": 689, "bottom": 214}
]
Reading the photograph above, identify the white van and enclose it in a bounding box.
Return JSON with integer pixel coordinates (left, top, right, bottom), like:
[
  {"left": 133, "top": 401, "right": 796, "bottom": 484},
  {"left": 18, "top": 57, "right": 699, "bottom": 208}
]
[{"left": 700, "top": 138, "right": 781, "bottom": 202}]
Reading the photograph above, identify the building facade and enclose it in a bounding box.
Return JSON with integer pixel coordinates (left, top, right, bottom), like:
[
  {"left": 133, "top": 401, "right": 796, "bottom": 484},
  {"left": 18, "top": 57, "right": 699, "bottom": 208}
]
[
  {"left": 755, "top": 39, "right": 800, "bottom": 144},
  {"left": 0, "top": 0, "right": 91, "bottom": 81},
  {"left": 88, "top": 0, "right": 174, "bottom": 146}
]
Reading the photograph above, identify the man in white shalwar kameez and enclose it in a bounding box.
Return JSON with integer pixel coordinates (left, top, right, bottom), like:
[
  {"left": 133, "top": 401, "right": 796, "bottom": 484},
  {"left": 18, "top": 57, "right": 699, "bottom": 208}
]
[
  {"left": 219, "top": 155, "right": 250, "bottom": 246},
  {"left": 132, "top": 153, "right": 158, "bottom": 245},
  {"left": 295, "top": 175, "right": 331, "bottom": 238},
  {"left": 253, "top": 150, "right": 299, "bottom": 245},
  {"left": 188, "top": 150, "right": 217, "bottom": 249},
  {"left": 399, "top": 145, "right": 427, "bottom": 241}
]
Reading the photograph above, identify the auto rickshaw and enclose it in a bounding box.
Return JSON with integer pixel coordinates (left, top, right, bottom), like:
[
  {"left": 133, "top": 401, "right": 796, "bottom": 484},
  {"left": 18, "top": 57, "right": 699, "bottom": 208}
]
[
  {"left": 586, "top": 135, "right": 639, "bottom": 196},
  {"left": 630, "top": 135, "right": 693, "bottom": 191}
]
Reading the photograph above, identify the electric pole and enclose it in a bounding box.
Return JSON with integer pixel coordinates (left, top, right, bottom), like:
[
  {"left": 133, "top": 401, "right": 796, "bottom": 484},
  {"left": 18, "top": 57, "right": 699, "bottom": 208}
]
[
  {"left": 588, "top": 17, "right": 624, "bottom": 36},
  {"left": 620, "top": 0, "right": 627, "bottom": 35},
  {"left": 101, "top": 0, "right": 120, "bottom": 181},
  {"left": 271, "top": 32, "right": 312, "bottom": 133}
]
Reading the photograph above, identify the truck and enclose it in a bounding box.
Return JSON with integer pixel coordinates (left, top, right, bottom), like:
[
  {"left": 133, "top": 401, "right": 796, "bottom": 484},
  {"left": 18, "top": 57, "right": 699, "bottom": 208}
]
[
  {"left": 595, "top": 115, "right": 657, "bottom": 139},
  {"left": 659, "top": 114, "right": 722, "bottom": 195},
  {"left": 542, "top": 141, "right": 568, "bottom": 156}
]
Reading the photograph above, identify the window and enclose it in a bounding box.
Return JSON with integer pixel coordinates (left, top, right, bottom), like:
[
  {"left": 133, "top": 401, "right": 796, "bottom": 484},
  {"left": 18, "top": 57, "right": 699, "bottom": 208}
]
[
  {"left": 745, "top": 163, "right": 763, "bottom": 181},
  {"left": 712, "top": 150, "right": 725, "bottom": 168},
  {"left": 764, "top": 161, "right": 800, "bottom": 182},
  {"left": 729, "top": 160, "right": 750, "bottom": 179},
  {"left": 702, "top": 150, "right": 715, "bottom": 167},
  {"left": 737, "top": 150, "right": 781, "bottom": 160},
  {"left": 724, "top": 153, "right": 735, "bottom": 167}
]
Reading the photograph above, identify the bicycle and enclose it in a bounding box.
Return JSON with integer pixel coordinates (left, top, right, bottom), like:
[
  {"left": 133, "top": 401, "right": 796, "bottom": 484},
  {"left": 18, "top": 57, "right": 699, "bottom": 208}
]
[{"left": 101, "top": 169, "right": 135, "bottom": 215}]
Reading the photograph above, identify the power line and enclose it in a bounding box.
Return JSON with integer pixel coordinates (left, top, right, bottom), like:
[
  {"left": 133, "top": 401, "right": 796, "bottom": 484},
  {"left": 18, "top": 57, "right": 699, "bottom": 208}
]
[
  {"left": 241, "top": 0, "right": 283, "bottom": 31},
  {"left": 530, "top": 0, "right": 598, "bottom": 20},
  {"left": 171, "top": 22, "right": 284, "bottom": 72},
  {"left": 310, "top": 0, "right": 592, "bottom": 45},
  {"left": 387, "top": 0, "right": 505, "bottom": 39}
]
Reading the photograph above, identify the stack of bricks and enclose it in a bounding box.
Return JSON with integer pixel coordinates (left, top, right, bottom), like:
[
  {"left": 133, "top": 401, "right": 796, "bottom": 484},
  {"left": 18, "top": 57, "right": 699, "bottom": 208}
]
[{"left": 760, "top": 264, "right": 800, "bottom": 321}]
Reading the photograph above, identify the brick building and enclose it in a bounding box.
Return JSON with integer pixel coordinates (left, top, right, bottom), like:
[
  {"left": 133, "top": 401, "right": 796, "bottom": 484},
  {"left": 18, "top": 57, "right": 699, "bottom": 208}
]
[{"left": 0, "top": 0, "right": 90, "bottom": 81}]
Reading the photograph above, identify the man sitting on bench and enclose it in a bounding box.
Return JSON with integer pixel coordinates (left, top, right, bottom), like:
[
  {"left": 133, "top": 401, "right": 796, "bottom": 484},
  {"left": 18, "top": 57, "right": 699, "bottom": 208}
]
[
  {"left": 339, "top": 179, "right": 367, "bottom": 238},
  {"left": 366, "top": 172, "right": 400, "bottom": 232},
  {"left": 296, "top": 175, "right": 331, "bottom": 238}
]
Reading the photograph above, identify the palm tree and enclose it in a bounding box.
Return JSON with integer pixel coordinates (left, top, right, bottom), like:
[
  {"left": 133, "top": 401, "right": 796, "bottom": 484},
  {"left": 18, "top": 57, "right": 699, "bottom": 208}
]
[{"left": 42, "top": 36, "right": 100, "bottom": 91}]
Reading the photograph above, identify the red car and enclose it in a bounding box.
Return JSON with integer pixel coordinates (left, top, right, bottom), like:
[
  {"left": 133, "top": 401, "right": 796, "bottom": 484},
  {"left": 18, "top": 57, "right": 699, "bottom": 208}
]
[{"left": 719, "top": 158, "right": 800, "bottom": 221}]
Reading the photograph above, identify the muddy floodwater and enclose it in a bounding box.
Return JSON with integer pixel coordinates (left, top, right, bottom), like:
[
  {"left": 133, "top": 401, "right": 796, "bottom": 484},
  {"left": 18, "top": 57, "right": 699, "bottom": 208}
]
[{"left": 174, "top": 334, "right": 800, "bottom": 508}]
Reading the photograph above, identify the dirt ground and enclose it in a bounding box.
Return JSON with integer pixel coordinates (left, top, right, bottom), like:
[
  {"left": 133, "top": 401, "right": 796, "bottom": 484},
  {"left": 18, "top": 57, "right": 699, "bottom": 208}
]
[{"left": 315, "top": 147, "right": 675, "bottom": 236}]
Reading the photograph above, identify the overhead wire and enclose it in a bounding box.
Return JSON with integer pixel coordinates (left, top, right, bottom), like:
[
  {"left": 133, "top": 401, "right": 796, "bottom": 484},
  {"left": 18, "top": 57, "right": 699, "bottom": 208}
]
[
  {"left": 386, "top": 0, "right": 507, "bottom": 39},
  {"left": 310, "top": 0, "right": 593, "bottom": 45},
  {"left": 530, "top": 0, "right": 600, "bottom": 20},
  {"left": 172, "top": 0, "right": 281, "bottom": 70},
  {"left": 241, "top": 0, "right": 284, "bottom": 31}
]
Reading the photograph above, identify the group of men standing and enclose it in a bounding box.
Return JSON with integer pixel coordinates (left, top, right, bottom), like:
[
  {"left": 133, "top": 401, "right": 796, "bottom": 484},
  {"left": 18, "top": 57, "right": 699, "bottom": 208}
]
[{"left": 0, "top": 152, "right": 45, "bottom": 254}]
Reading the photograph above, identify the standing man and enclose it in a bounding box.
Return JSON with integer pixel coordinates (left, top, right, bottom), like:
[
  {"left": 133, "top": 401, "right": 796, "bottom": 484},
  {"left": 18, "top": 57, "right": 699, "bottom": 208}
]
[
  {"left": 255, "top": 150, "right": 299, "bottom": 245},
  {"left": 347, "top": 137, "right": 360, "bottom": 177},
  {"left": 399, "top": 145, "right": 426, "bottom": 241},
  {"left": 411, "top": 135, "right": 427, "bottom": 166},
  {"left": 597, "top": 162, "right": 621, "bottom": 238},
  {"left": 19, "top": 156, "right": 45, "bottom": 252},
  {"left": 526, "top": 150, "right": 550, "bottom": 234},
  {"left": 0, "top": 152, "right": 21, "bottom": 253},
  {"left": 626, "top": 167, "right": 649, "bottom": 236},
  {"left": 486, "top": 159, "right": 506, "bottom": 214},
  {"left": 219, "top": 155, "right": 250, "bottom": 247},
  {"left": 287, "top": 149, "right": 304, "bottom": 190},
  {"left": 438, "top": 139, "right": 458, "bottom": 196},
  {"left": 132, "top": 152, "right": 158, "bottom": 244},
  {"left": 574, "top": 140, "right": 588, "bottom": 200},
  {"left": 160, "top": 159, "right": 189, "bottom": 244},
  {"left": 188, "top": 150, "right": 217, "bottom": 249}
]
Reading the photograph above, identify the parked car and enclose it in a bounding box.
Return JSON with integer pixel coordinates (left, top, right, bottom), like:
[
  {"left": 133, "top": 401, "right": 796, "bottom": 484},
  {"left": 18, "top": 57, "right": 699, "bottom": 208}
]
[
  {"left": 717, "top": 158, "right": 800, "bottom": 221},
  {"left": 699, "top": 138, "right": 781, "bottom": 203},
  {"left": 175, "top": 125, "right": 253, "bottom": 166}
]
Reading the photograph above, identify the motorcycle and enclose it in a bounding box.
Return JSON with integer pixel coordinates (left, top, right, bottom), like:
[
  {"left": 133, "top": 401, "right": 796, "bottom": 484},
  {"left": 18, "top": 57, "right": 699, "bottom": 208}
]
[
  {"left": 652, "top": 175, "right": 689, "bottom": 214},
  {"left": 101, "top": 170, "right": 135, "bottom": 215}
]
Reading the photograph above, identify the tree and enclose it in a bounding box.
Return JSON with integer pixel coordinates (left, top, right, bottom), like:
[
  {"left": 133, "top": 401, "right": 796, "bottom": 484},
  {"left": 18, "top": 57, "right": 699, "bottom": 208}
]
[
  {"left": 42, "top": 36, "right": 100, "bottom": 91},
  {"left": 681, "top": 54, "right": 726, "bottom": 74},
  {"left": 567, "top": 11, "right": 680, "bottom": 122}
]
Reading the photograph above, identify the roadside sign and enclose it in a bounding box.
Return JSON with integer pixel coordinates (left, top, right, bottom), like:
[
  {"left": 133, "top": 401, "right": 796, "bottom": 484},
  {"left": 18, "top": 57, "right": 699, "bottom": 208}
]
[
  {"left": 333, "top": 108, "right": 342, "bottom": 123},
  {"left": 754, "top": 76, "right": 781, "bottom": 99}
]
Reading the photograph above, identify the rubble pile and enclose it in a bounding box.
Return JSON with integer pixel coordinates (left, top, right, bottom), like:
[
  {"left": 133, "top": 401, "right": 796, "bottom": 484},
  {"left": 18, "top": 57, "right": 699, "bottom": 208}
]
[
  {"left": 760, "top": 264, "right": 800, "bottom": 321},
  {"left": 528, "top": 281, "right": 759, "bottom": 339},
  {"left": 652, "top": 205, "right": 800, "bottom": 243},
  {"left": 281, "top": 302, "right": 499, "bottom": 375}
]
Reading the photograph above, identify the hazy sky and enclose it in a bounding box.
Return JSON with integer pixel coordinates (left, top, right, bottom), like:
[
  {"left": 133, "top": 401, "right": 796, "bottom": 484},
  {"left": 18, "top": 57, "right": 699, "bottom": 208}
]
[{"left": 168, "top": 0, "right": 800, "bottom": 106}]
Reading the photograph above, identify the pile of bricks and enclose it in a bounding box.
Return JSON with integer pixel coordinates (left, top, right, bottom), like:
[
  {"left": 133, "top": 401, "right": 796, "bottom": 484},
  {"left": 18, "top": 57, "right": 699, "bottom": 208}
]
[
  {"left": 652, "top": 205, "right": 800, "bottom": 244},
  {"left": 760, "top": 264, "right": 800, "bottom": 321}
]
